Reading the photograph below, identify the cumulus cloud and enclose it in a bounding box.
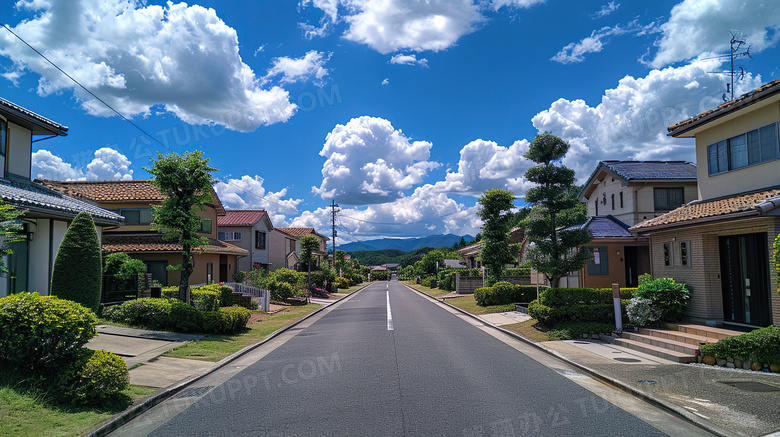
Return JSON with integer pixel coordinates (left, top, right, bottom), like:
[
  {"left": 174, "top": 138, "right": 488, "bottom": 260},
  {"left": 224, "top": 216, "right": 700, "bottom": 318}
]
[
  {"left": 85, "top": 147, "right": 133, "bottom": 180},
  {"left": 592, "top": 1, "right": 619, "bottom": 19},
  {"left": 214, "top": 175, "right": 304, "bottom": 226},
  {"left": 432, "top": 139, "right": 535, "bottom": 198},
  {"left": 530, "top": 58, "right": 764, "bottom": 182},
  {"left": 1, "top": 0, "right": 297, "bottom": 132},
  {"left": 390, "top": 54, "right": 428, "bottom": 67},
  {"left": 313, "top": 116, "right": 440, "bottom": 205},
  {"left": 381, "top": 78, "right": 390, "bottom": 86},
  {"left": 552, "top": 21, "right": 658, "bottom": 64},
  {"left": 490, "top": 0, "right": 547, "bottom": 10},
  {"left": 32, "top": 149, "right": 86, "bottom": 181},
  {"left": 264, "top": 50, "right": 331, "bottom": 86},
  {"left": 649, "top": 0, "right": 780, "bottom": 68}
]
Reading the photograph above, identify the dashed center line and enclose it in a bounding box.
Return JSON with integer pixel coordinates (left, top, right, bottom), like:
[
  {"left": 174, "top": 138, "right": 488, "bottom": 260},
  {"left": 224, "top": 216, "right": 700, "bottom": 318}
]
[{"left": 386, "top": 289, "right": 394, "bottom": 331}]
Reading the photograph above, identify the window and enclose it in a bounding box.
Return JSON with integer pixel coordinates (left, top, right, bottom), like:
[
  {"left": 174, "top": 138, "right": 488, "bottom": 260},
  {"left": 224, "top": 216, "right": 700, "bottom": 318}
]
[
  {"left": 586, "top": 246, "right": 609, "bottom": 275},
  {"left": 654, "top": 187, "right": 684, "bottom": 212},
  {"left": 206, "top": 262, "right": 213, "bottom": 284},
  {"left": 255, "top": 231, "right": 266, "bottom": 249},
  {"left": 663, "top": 242, "right": 674, "bottom": 267},
  {"left": 199, "top": 218, "right": 212, "bottom": 234},
  {"left": 619, "top": 191, "right": 623, "bottom": 209},
  {"left": 0, "top": 118, "right": 6, "bottom": 157},
  {"left": 289, "top": 239, "right": 296, "bottom": 253},
  {"left": 120, "top": 208, "right": 154, "bottom": 225},
  {"left": 679, "top": 241, "right": 690, "bottom": 267},
  {"left": 611, "top": 193, "right": 615, "bottom": 210},
  {"left": 218, "top": 231, "right": 241, "bottom": 241},
  {"left": 594, "top": 200, "right": 599, "bottom": 216},
  {"left": 708, "top": 122, "right": 779, "bottom": 175}
]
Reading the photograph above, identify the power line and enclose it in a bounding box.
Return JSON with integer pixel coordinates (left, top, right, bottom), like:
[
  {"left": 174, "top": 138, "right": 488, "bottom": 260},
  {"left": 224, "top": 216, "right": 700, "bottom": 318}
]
[
  {"left": 1, "top": 22, "right": 171, "bottom": 151},
  {"left": 337, "top": 221, "right": 375, "bottom": 251},
  {"left": 339, "top": 209, "right": 461, "bottom": 226}
]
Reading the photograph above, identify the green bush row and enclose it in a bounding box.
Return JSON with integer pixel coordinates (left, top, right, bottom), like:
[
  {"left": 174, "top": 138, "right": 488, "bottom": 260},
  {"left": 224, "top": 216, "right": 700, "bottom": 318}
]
[
  {"left": 548, "top": 322, "right": 616, "bottom": 340},
  {"left": 162, "top": 286, "right": 220, "bottom": 311},
  {"left": 528, "top": 287, "right": 634, "bottom": 326},
  {"left": 102, "top": 298, "right": 251, "bottom": 334},
  {"left": 474, "top": 282, "right": 538, "bottom": 306},
  {"left": 699, "top": 326, "right": 780, "bottom": 365}
]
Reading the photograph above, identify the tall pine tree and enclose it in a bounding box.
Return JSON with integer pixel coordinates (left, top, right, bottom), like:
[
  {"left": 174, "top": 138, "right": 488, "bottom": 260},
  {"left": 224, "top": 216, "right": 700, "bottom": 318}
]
[{"left": 477, "top": 188, "right": 520, "bottom": 286}]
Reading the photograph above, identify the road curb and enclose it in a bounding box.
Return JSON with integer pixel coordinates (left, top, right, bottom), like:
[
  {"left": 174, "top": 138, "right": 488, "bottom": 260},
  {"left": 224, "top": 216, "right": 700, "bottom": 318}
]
[
  {"left": 401, "top": 283, "right": 733, "bottom": 437},
  {"left": 87, "top": 285, "right": 370, "bottom": 437}
]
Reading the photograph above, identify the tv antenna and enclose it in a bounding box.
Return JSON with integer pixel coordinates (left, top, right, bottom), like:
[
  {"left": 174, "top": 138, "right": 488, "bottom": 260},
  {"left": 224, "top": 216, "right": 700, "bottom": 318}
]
[{"left": 704, "top": 30, "right": 752, "bottom": 102}]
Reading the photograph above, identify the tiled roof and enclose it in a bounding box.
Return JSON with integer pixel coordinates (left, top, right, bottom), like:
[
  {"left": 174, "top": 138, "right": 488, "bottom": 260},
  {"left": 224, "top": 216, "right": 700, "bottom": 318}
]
[
  {"left": 631, "top": 188, "right": 780, "bottom": 232},
  {"left": 0, "top": 175, "right": 123, "bottom": 224},
  {"left": 0, "top": 97, "right": 68, "bottom": 136},
  {"left": 601, "top": 161, "right": 697, "bottom": 180},
  {"left": 218, "top": 210, "right": 268, "bottom": 227},
  {"left": 102, "top": 232, "right": 249, "bottom": 256},
  {"left": 570, "top": 216, "right": 633, "bottom": 238},
  {"left": 668, "top": 79, "right": 780, "bottom": 137},
  {"left": 276, "top": 227, "right": 329, "bottom": 240},
  {"left": 38, "top": 179, "right": 226, "bottom": 215}
]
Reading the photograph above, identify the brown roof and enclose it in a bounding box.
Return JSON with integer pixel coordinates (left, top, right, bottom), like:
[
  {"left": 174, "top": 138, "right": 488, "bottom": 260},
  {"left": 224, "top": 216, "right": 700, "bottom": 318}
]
[
  {"left": 38, "top": 180, "right": 226, "bottom": 215},
  {"left": 630, "top": 188, "right": 780, "bottom": 232},
  {"left": 218, "top": 210, "right": 269, "bottom": 227},
  {"left": 276, "top": 227, "right": 329, "bottom": 240},
  {"left": 667, "top": 78, "right": 780, "bottom": 137},
  {"left": 102, "top": 232, "right": 248, "bottom": 256}
]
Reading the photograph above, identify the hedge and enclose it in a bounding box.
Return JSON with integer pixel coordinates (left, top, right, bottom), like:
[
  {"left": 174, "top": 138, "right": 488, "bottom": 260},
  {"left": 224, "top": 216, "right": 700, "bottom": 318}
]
[
  {"left": 102, "top": 298, "right": 250, "bottom": 334},
  {"left": 58, "top": 349, "right": 130, "bottom": 407},
  {"left": 528, "top": 287, "right": 634, "bottom": 326},
  {"left": 474, "top": 282, "right": 537, "bottom": 306},
  {"left": 699, "top": 326, "right": 780, "bottom": 366}
]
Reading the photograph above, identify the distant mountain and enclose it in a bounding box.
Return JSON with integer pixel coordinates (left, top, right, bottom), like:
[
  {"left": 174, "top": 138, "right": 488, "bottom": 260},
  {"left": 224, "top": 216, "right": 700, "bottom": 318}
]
[{"left": 338, "top": 234, "right": 475, "bottom": 253}]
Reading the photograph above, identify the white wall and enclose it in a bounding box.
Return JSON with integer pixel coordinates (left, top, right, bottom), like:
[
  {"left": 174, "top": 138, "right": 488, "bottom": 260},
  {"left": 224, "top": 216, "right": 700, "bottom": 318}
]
[{"left": 7, "top": 123, "right": 31, "bottom": 179}]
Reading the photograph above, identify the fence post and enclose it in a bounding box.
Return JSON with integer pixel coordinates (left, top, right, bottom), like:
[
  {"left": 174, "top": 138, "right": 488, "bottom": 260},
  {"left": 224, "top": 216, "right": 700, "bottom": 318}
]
[{"left": 612, "top": 283, "right": 622, "bottom": 332}]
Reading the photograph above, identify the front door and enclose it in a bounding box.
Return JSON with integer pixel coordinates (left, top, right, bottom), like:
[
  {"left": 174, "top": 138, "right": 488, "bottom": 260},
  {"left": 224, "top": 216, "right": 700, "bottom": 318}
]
[
  {"left": 624, "top": 246, "right": 638, "bottom": 288},
  {"left": 719, "top": 233, "right": 772, "bottom": 327},
  {"left": 7, "top": 236, "right": 29, "bottom": 294}
]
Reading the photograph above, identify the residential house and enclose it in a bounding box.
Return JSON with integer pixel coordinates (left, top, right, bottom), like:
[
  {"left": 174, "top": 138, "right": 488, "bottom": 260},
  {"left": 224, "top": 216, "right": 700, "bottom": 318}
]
[
  {"left": 217, "top": 209, "right": 274, "bottom": 272},
  {"left": 631, "top": 78, "right": 780, "bottom": 328},
  {"left": 457, "top": 227, "right": 527, "bottom": 270},
  {"left": 575, "top": 161, "right": 698, "bottom": 288},
  {"left": 268, "top": 227, "right": 329, "bottom": 271},
  {"left": 0, "top": 97, "right": 123, "bottom": 298},
  {"left": 41, "top": 180, "right": 248, "bottom": 286}
]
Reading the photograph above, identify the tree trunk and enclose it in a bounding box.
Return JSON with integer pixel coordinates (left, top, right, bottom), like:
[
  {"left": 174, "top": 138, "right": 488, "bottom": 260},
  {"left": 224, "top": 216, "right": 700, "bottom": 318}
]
[
  {"left": 549, "top": 275, "right": 560, "bottom": 288},
  {"left": 179, "top": 245, "right": 194, "bottom": 302}
]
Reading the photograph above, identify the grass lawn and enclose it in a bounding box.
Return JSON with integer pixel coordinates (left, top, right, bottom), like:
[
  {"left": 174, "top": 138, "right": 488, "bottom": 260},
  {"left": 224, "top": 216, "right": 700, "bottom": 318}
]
[
  {"left": 500, "top": 319, "right": 551, "bottom": 342},
  {"left": 444, "top": 294, "right": 515, "bottom": 315},
  {"left": 163, "top": 304, "right": 321, "bottom": 362},
  {"left": 402, "top": 281, "right": 451, "bottom": 298},
  {"left": 0, "top": 384, "right": 157, "bottom": 437}
]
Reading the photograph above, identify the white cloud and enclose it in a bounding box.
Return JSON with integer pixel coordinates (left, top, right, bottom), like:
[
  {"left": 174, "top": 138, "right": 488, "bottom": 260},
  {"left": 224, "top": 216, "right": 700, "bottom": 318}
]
[
  {"left": 1, "top": 0, "right": 297, "bottom": 132},
  {"left": 85, "top": 147, "right": 133, "bottom": 180},
  {"left": 381, "top": 78, "right": 390, "bottom": 86},
  {"left": 390, "top": 53, "right": 428, "bottom": 67},
  {"left": 649, "top": 0, "right": 780, "bottom": 68},
  {"left": 490, "top": 0, "right": 547, "bottom": 10},
  {"left": 313, "top": 116, "right": 440, "bottom": 205},
  {"left": 552, "top": 21, "right": 658, "bottom": 64},
  {"left": 592, "top": 2, "right": 619, "bottom": 19},
  {"left": 214, "top": 175, "right": 304, "bottom": 226},
  {"left": 301, "top": 0, "right": 485, "bottom": 53},
  {"left": 530, "top": 58, "right": 764, "bottom": 182},
  {"left": 32, "top": 149, "right": 86, "bottom": 181},
  {"left": 432, "top": 139, "right": 535, "bottom": 198},
  {"left": 264, "top": 50, "right": 331, "bottom": 86}
]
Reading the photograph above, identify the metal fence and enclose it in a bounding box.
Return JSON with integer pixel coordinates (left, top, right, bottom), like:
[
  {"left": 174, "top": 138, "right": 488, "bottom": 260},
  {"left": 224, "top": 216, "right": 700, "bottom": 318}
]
[{"left": 191, "top": 282, "right": 270, "bottom": 312}]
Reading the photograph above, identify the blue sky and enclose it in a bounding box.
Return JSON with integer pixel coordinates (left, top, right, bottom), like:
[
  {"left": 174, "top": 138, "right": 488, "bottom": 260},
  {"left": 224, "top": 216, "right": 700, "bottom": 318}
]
[{"left": 1, "top": 0, "right": 779, "bottom": 245}]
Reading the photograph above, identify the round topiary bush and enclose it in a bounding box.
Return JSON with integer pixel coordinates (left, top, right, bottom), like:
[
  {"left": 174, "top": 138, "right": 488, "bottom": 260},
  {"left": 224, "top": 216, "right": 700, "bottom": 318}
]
[
  {"left": 0, "top": 292, "right": 97, "bottom": 374},
  {"left": 58, "top": 349, "right": 130, "bottom": 407},
  {"left": 51, "top": 212, "right": 103, "bottom": 313},
  {"left": 271, "top": 282, "right": 295, "bottom": 302}
]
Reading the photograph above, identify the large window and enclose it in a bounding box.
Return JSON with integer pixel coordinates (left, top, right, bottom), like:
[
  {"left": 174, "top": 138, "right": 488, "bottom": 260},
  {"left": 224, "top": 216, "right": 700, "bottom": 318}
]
[
  {"left": 120, "top": 208, "right": 154, "bottom": 225},
  {"left": 586, "top": 246, "right": 609, "bottom": 275},
  {"left": 199, "top": 218, "right": 212, "bottom": 234},
  {"left": 218, "top": 231, "right": 242, "bottom": 241},
  {"left": 654, "top": 187, "right": 684, "bottom": 212},
  {"left": 0, "top": 118, "right": 6, "bottom": 157},
  {"left": 255, "top": 231, "right": 266, "bottom": 249},
  {"left": 708, "top": 122, "right": 779, "bottom": 175}
]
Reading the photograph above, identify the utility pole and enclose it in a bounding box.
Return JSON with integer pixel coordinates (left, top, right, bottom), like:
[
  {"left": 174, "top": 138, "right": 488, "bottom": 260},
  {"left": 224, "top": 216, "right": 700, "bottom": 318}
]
[{"left": 330, "top": 199, "right": 339, "bottom": 267}]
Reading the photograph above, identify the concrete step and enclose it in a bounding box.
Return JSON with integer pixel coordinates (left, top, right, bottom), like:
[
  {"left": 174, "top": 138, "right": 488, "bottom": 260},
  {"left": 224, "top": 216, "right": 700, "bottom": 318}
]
[
  {"left": 673, "top": 324, "right": 745, "bottom": 340},
  {"left": 637, "top": 328, "right": 718, "bottom": 346},
  {"left": 612, "top": 337, "right": 697, "bottom": 363},
  {"left": 622, "top": 332, "right": 699, "bottom": 355}
]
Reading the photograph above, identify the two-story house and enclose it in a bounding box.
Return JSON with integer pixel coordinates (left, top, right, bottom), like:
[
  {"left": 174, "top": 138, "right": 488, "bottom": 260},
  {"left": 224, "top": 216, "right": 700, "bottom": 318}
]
[
  {"left": 268, "top": 227, "right": 329, "bottom": 271},
  {"left": 576, "top": 161, "right": 698, "bottom": 288},
  {"left": 0, "top": 98, "right": 123, "bottom": 298},
  {"left": 217, "top": 209, "right": 274, "bottom": 272},
  {"left": 41, "top": 180, "right": 248, "bottom": 286},
  {"left": 631, "top": 79, "right": 780, "bottom": 328}
]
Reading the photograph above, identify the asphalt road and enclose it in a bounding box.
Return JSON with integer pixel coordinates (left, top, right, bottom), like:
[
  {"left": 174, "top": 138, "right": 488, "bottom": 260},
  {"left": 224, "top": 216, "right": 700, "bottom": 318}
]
[{"left": 117, "top": 280, "right": 709, "bottom": 436}]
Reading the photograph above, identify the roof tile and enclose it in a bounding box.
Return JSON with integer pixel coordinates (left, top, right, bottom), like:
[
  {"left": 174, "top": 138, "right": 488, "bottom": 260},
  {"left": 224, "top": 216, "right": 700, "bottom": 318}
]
[
  {"left": 218, "top": 210, "right": 268, "bottom": 227},
  {"left": 102, "top": 233, "right": 249, "bottom": 256}
]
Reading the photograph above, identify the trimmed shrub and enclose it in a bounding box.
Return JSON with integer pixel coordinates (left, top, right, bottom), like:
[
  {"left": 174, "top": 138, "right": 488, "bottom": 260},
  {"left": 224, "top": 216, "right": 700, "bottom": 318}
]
[
  {"left": 420, "top": 277, "right": 436, "bottom": 288},
  {"left": 626, "top": 297, "right": 663, "bottom": 326},
  {"left": 190, "top": 288, "right": 220, "bottom": 311},
  {"left": 271, "top": 282, "right": 295, "bottom": 302},
  {"left": 0, "top": 292, "right": 97, "bottom": 373},
  {"left": 548, "top": 322, "right": 616, "bottom": 340},
  {"left": 103, "top": 298, "right": 200, "bottom": 332},
  {"left": 700, "top": 326, "right": 780, "bottom": 366},
  {"left": 271, "top": 268, "right": 305, "bottom": 287},
  {"left": 474, "top": 282, "right": 538, "bottom": 306},
  {"left": 634, "top": 278, "right": 689, "bottom": 321},
  {"left": 58, "top": 349, "right": 129, "bottom": 406},
  {"left": 528, "top": 287, "right": 632, "bottom": 326},
  {"left": 51, "top": 212, "right": 103, "bottom": 313},
  {"left": 201, "top": 307, "right": 252, "bottom": 334},
  {"left": 336, "top": 277, "right": 351, "bottom": 289}
]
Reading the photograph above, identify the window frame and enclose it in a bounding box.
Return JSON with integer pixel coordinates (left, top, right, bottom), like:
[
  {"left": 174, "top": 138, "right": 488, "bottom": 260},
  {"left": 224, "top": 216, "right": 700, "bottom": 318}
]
[
  {"left": 199, "top": 218, "right": 212, "bottom": 234},
  {"left": 679, "top": 240, "right": 691, "bottom": 267},
  {"left": 0, "top": 118, "right": 6, "bottom": 157},
  {"left": 653, "top": 187, "right": 685, "bottom": 213},
  {"left": 663, "top": 242, "right": 674, "bottom": 267},
  {"left": 708, "top": 122, "right": 780, "bottom": 176},
  {"left": 586, "top": 246, "right": 609, "bottom": 275},
  {"left": 118, "top": 208, "right": 154, "bottom": 226},
  {"left": 255, "top": 230, "right": 266, "bottom": 250}
]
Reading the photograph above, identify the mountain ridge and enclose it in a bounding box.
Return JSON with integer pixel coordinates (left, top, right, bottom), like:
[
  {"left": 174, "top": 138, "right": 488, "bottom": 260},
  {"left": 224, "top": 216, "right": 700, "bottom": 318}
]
[{"left": 337, "top": 234, "right": 475, "bottom": 252}]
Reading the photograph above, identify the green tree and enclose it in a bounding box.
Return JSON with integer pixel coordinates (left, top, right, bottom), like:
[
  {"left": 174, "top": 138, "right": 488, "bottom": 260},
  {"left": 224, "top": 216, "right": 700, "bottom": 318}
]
[
  {"left": 51, "top": 212, "right": 102, "bottom": 312},
  {"left": 104, "top": 252, "right": 146, "bottom": 279},
  {"left": 300, "top": 234, "right": 320, "bottom": 286},
  {"left": 523, "top": 133, "right": 591, "bottom": 287},
  {"left": 145, "top": 151, "right": 217, "bottom": 301},
  {"left": 477, "top": 189, "right": 520, "bottom": 286}
]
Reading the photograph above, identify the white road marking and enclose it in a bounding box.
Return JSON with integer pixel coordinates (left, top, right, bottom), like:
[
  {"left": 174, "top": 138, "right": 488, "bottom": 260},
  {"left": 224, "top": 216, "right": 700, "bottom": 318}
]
[{"left": 386, "top": 289, "right": 394, "bottom": 331}]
